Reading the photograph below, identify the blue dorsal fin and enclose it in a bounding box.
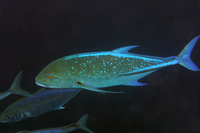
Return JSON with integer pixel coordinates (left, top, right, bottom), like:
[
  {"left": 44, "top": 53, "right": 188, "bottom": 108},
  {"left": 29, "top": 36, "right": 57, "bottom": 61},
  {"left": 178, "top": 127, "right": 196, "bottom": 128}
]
[{"left": 111, "top": 45, "right": 139, "bottom": 53}]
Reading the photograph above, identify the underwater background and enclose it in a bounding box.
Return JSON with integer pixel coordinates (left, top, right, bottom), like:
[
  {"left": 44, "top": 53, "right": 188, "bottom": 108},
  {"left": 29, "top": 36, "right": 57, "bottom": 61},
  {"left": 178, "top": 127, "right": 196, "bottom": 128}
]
[{"left": 0, "top": 0, "right": 200, "bottom": 133}]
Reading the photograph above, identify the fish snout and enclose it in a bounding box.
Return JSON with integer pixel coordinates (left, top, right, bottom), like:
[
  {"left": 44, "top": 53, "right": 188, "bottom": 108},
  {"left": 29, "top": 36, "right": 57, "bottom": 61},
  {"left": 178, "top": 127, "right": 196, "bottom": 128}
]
[
  {"left": 0, "top": 116, "right": 4, "bottom": 123},
  {"left": 0, "top": 116, "right": 9, "bottom": 123}
]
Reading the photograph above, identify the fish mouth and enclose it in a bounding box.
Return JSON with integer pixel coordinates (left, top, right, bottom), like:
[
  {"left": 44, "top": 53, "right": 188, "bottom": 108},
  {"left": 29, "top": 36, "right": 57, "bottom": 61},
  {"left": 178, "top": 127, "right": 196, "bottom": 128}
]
[
  {"left": 35, "top": 80, "right": 51, "bottom": 87},
  {"left": 0, "top": 120, "right": 6, "bottom": 123},
  {"left": 0, "top": 117, "right": 7, "bottom": 123}
]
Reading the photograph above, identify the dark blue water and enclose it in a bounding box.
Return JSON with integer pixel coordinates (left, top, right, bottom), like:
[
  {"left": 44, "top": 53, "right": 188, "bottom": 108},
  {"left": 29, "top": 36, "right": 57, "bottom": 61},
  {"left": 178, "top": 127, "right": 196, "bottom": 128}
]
[{"left": 0, "top": 0, "right": 200, "bottom": 133}]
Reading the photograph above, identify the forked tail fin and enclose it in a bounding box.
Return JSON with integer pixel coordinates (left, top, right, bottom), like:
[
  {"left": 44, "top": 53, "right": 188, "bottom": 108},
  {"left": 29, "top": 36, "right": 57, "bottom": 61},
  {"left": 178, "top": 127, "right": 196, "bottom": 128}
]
[
  {"left": 9, "top": 71, "right": 33, "bottom": 97},
  {"left": 0, "top": 71, "right": 33, "bottom": 101},
  {"left": 76, "top": 114, "right": 94, "bottom": 133},
  {"left": 177, "top": 35, "right": 200, "bottom": 71}
]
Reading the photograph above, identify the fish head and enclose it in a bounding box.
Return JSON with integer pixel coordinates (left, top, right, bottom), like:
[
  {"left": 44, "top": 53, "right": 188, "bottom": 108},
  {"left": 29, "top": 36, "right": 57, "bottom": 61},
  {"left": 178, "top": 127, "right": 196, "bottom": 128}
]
[
  {"left": 0, "top": 112, "right": 23, "bottom": 123},
  {"left": 35, "top": 59, "right": 73, "bottom": 88}
]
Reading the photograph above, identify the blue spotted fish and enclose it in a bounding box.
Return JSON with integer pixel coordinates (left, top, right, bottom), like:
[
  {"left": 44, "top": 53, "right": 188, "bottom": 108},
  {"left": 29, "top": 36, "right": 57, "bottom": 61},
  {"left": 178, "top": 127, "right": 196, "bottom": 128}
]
[{"left": 35, "top": 36, "right": 200, "bottom": 93}]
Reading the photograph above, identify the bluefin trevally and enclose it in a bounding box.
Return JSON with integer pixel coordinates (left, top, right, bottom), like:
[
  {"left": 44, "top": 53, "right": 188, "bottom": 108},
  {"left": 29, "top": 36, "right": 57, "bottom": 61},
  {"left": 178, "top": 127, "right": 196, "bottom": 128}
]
[
  {"left": 35, "top": 36, "right": 200, "bottom": 93},
  {"left": 0, "top": 71, "right": 33, "bottom": 101},
  {"left": 17, "top": 114, "right": 93, "bottom": 133},
  {"left": 0, "top": 88, "right": 80, "bottom": 123}
]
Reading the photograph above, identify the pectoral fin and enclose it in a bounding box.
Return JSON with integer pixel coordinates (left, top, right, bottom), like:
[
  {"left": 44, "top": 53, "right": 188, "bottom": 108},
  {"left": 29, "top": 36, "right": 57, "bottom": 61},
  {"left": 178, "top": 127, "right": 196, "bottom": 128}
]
[{"left": 75, "top": 82, "right": 123, "bottom": 94}]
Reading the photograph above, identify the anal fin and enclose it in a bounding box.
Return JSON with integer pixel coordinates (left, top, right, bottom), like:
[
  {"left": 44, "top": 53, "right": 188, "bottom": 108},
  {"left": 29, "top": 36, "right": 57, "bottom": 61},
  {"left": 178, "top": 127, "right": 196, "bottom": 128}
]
[{"left": 124, "top": 80, "right": 148, "bottom": 86}]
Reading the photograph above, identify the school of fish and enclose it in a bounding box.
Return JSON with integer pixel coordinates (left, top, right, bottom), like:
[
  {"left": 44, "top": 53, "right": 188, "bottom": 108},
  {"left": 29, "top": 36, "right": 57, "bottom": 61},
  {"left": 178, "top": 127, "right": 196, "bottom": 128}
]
[{"left": 0, "top": 36, "right": 199, "bottom": 132}]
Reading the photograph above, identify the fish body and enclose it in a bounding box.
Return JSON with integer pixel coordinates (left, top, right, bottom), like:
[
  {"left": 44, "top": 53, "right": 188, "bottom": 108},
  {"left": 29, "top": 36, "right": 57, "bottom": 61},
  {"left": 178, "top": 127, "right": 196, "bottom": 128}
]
[
  {"left": 0, "top": 71, "right": 33, "bottom": 101},
  {"left": 0, "top": 88, "right": 80, "bottom": 123},
  {"left": 35, "top": 36, "right": 200, "bottom": 93},
  {"left": 17, "top": 114, "right": 93, "bottom": 133}
]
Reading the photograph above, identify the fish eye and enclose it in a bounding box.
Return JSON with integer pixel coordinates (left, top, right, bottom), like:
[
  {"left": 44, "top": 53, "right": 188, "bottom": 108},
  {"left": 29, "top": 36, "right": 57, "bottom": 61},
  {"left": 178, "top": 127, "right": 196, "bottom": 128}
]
[
  {"left": 6, "top": 115, "right": 10, "bottom": 118},
  {"left": 45, "top": 74, "right": 58, "bottom": 81},
  {"left": 46, "top": 75, "right": 54, "bottom": 80}
]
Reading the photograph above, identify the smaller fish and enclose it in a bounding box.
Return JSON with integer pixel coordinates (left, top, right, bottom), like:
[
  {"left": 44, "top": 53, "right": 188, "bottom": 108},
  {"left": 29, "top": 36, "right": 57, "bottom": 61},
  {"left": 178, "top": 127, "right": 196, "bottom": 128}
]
[
  {"left": 17, "top": 114, "right": 94, "bottom": 133},
  {"left": 0, "top": 71, "right": 33, "bottom": 101},
  {"left": 0, "top": 88, "right": 80, "bottom": 123}
]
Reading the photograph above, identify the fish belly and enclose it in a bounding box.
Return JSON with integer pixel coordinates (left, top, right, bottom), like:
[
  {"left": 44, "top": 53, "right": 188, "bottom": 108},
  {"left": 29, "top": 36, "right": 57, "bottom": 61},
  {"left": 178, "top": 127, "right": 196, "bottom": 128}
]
[{"left": 70, "top": 70, "right": 156, "bottom": 88}]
